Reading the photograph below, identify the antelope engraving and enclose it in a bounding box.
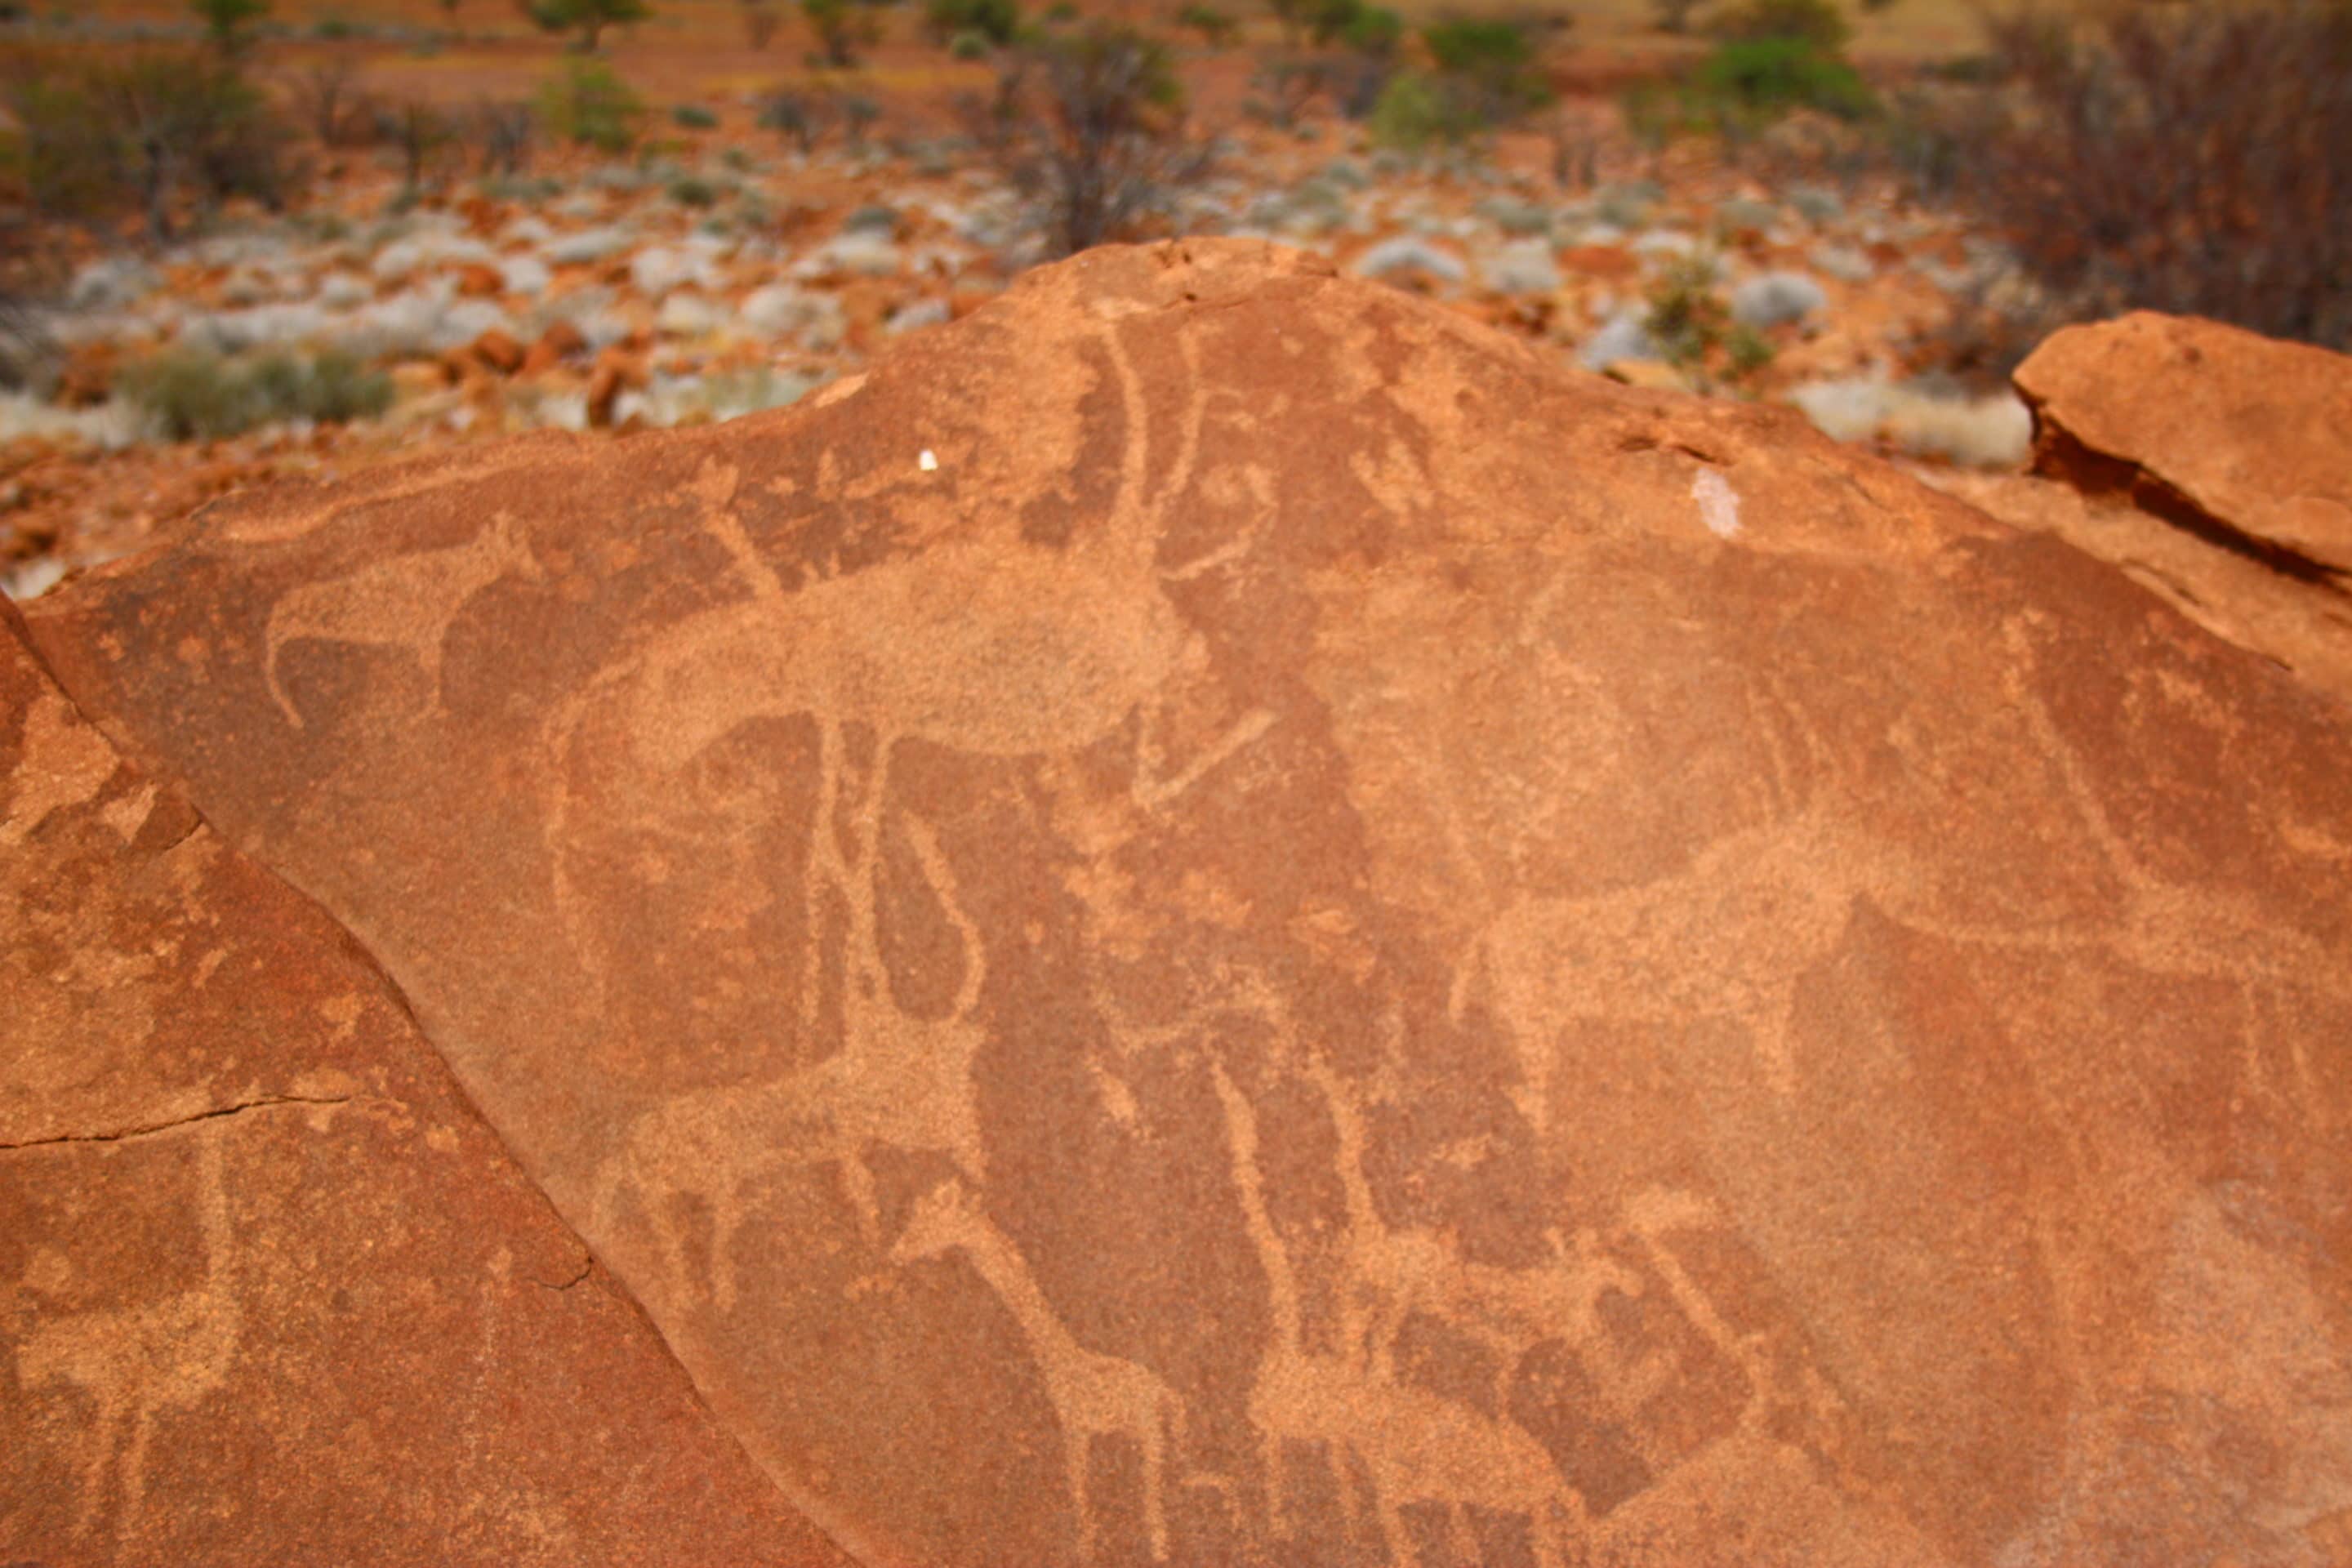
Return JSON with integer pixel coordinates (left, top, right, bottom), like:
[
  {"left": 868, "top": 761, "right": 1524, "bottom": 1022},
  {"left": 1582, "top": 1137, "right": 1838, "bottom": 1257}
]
[
  {"left": 16, "top": 1130, "right": 242, "bottom": 1539},
  {"left": 264, "top": 510, "right": 543, "bottom": 728}
]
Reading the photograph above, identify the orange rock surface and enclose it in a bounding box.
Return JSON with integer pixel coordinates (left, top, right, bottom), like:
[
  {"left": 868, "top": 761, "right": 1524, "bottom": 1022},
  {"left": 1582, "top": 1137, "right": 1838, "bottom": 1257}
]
[{"left": 12, "top": 242, "right": 2352, "bottom": 1566}]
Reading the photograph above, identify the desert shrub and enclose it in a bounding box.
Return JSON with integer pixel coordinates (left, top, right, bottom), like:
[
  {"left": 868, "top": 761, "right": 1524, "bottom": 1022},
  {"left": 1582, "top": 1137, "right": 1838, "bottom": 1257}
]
[
  {"left": 469, "top": 100, "right": 535, "bottom": 174},
  {"left": 1642, "top": 254, "right": 1773, "bottom": 387},
  {"left": 759, "top": 87, "right": 836, "bottom": 150},
  {"left": 386, "top": 98, "right": 456, "bottom": 194},
  {"left": 1045, "top": 0, "right": 1077, "bottom": 20},
  {"left": 0, "top": 50, "right": 295, "bottom": 238},
  {"left": 972, "top": 24, "right": 1210, "bottom": 256},
  {"left": 524, "top": 0, "right": 652, "bottom": 52},
  {"left": 1652, "top": 0, "right": 1704, "bottom": 33},
  {"left": 950, "top": 28, "right": 989, "bottom": 56},
  {"left": 667, "top": 172, "right": 719, "bottom": 205},
  {"left": 927, "top": 0, "right": 1021, "bottom": 47},
  {"left": 1709, "top": 0, "right": 1849, "bottom": 51},
  {"left": 193, "top": 0, "right": 270, "bottom": 56},
  {"left": 840, "top": 92, "right": 882, "bottom": 144},
  {"left": 1361, "top": 13, "right": 1551, "bottom": 147},
  {"left": 1177, "top": 2, "right": 1236, "bottom": 47},
  {"left": 1420, "top": 15, "right": 1556, "bottom": 126},
  {"left": 672, "top": 102, "right": 719, "bottom": 129},
  {"left": 123, "top": 345, "right": 392, "bottom": 441},
  {"left": 804, "top": 0, "right": 882, "bottom": 65},
  {"left": 1945, "top": 1, "right": 2351, "bottom": 350},
  {"left": 1368, "top": 71, "right": 1472, "bottom": 149},
  {"left": 293, "top": 56, "right": 373, "bottom": 146},
  {"left": 1689, "top": 35, "right": 1873, "bottom": 123},
  {"left": 537, "top": 58, "right": 644, "bottom": 153},
  {"left": 742, "top": 0, "right": 782, "bottom": 46}
]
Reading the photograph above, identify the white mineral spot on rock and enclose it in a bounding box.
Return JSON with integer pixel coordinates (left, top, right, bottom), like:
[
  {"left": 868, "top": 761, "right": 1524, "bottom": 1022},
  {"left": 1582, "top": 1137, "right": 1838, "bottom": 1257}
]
[
  {"left": 1693, "top": 467, "right": 1742, "bottom": 538},
  {"left": 920, "top": 449, "right": 938, "bottom": 471}
]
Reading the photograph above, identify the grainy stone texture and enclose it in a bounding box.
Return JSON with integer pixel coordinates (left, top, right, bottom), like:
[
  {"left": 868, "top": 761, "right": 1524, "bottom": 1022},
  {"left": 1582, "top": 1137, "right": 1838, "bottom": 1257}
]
[
  {"left": 20, "top": 241, "right": 2352, "bottom": 1566},
  {"left": 0, "top": 599, "right": 853, "bottom": 1566}
]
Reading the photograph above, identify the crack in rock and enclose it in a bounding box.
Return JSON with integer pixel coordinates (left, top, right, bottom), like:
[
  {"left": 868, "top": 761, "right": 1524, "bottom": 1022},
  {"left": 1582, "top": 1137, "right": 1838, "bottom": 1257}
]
[{"left": 0, "top": 1093, "right": 358, "bottom": 1153}]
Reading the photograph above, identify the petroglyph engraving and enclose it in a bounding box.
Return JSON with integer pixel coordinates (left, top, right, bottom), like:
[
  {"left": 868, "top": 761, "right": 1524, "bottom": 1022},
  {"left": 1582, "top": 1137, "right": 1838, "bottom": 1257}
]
[
  {"left": 1303, "top": 1055, "right": 1639, "bottom": 1392},
  {"left": 15, "top": 1130, "right": 241, "bottom": 1539},
  {"left": 589, "top": 760, "right": 989, "bottom": 1308},
  {"left": 1209, "top": 1058, "right": 1587, "bottom": 1568},
  {"left": 573, "top": 320, "right": 1282, "bottom": 1311},
  {"left": 265, "top": 511, "right": 544, "bottom": 728},
  {"left": 892, "top": 1178, "right": 1190, "bottom": 1561}
]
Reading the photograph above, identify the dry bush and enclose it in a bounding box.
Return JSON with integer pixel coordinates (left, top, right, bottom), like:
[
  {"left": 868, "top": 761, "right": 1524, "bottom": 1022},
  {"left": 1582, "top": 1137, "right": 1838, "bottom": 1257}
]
[
  {"left": 968, "top": 24, "right": 1211, "bottom": 256},
  {"left": 1935, "top": 0, "right": 2352, "bottom": 350},
  {"left": 292, "top": 56, "right": 374, "bottom": 146},
  {"left": 0, "top": 47, "right": 299, "bottom": 238}
]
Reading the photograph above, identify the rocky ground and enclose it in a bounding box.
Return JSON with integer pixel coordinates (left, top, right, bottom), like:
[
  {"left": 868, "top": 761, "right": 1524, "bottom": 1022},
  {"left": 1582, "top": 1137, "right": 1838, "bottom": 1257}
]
[{"left": 2, "top": 74, "right": 2032, "bottom": 599}]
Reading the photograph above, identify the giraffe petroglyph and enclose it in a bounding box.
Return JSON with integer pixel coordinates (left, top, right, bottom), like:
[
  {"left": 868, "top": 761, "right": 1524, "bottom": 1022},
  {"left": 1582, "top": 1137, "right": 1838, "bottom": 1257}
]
[
  {"left": 1207, "top": 1058, "right": 1586, "bottom": 1568},
  {"left": 587, "top": 781, "right": 990, "bottom": 1309},
  {"left": 891, "top": 1176, "right": 1190, "bottom": 1562},
  {"left": 572, "top": 318, "right": 1276, "bottom": 1298},
  {"left": 263, "top": 510, "right": 544, "bottom": 728},
  {"left": 16, "top": 1129, "right": 242, "bottom": 1539}
]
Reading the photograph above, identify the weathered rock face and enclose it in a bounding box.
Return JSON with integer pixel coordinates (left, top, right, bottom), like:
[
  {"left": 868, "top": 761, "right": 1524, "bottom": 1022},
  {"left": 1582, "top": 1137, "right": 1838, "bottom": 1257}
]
[
  {"left": 19, "top": 243, "right": 2352, "bottom": 1566},
  {"left": 0, "top": 600, "right": 854, "bottom": 1566},
  {"left": 2017, "top": 311, "right": 2352, "bottom": 577},
  {"left": 1924, "top": 312, "right": 2352, "bottom": 706}
]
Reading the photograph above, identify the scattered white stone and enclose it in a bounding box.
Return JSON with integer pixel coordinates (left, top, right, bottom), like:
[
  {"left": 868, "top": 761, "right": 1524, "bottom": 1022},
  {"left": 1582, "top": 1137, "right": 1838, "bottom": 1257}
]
[
  {"left": 372, "top": 232, "right": 494, "bottom": 283},
  {"left": 739, "top": 283, "right": 848, "bottom": 351},
  {"left": 1809, "top": 245, "right": 1875, "bottom": 284},
  {"left": 1480, "top": 238, "right": 1561, "bottom": 296},
  {"left": 1731, "top": 271, "right": 1828, "bottom": 329},
  {"left": 317, "top": 273, "right": 373, "bottom": 311},
  {"left": 1, "top": 555, "right": 68, "bottom": 601},
  {"left": 919, "top": 448, "right": 938, "bottom": 471},
  {"left": 655, "top": 292, "right": 725, "bottom": 337},
  {"left": 1632, "top": 231, "right": 1699, "bottom": 261},
  {"left": 0, "top": 391, "right": 142, "bottom": 452},
  {"left": 1350, "top": 237, "right": 1468, "bottom": 285},
  {"left": 499, "top": 255, "right": 554, "bottom": 298},
  {"left": 1788, "top": 376, "right": 2031, "bottom": 469},
  {"left": 67, "top": 256, "right": 160, "bottom": 314},
  {"left": 630, "top": 245, "right": 709, "bottom": 296},
  {"left": 884, "top": 299, "right": 951, "bottom": 336},
  {"left": 178, "top": 303, "right": 330, "bottom": 355},
  {"left": 800, "top": 231, "right": 902, "bottom": 278},
  {"left": 1579, "top": 311, "right": 1659, "bottom": 371},
  {"left": 544, "top": 226, "right": 633, "bottom": 266}
]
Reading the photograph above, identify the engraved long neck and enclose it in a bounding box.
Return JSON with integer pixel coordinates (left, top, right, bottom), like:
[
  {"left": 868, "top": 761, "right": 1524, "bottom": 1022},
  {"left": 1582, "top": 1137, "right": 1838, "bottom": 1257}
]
[{"left": 1208, "top": 1060, "right": 1303, "bottom": 1349}]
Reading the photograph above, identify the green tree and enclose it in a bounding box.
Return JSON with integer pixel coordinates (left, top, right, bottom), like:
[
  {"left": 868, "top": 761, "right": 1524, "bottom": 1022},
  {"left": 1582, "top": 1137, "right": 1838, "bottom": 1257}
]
[{"left": 524, "top": 0, "right": 653, "bottom": 52}]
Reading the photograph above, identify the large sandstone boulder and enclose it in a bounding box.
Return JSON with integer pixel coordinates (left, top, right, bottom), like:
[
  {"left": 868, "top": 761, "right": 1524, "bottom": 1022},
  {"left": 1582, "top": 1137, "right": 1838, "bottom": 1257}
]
[
  {"left": 1923, "top": 312, "right": 2352, "bottom": 706},
  {"left": 0, "top": 600, "right": 853, "bottom": 1566},
  {"left": 17, "top": 242, "right": 2352, "bottom": 1566}
]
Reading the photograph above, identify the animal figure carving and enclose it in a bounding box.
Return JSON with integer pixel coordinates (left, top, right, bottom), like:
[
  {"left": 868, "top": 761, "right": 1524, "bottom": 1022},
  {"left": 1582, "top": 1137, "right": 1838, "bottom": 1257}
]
[
  {"left": 588, "top": 789, "right": 989, "bottom": 1310},
  {"left": 1208, "top": 1058, "right": 1585, "bottom": 1567},
  {"left": 891, "top": 1177, "right": 1190, "bottom": 1562},
  {"left": 15, "top": 1130, "right": 242, "bottom": 1539},
  {"left": 569, "top": 319, "right": 1278, "bottom": 1301},
  {"left": 264, "top": 510, "right": 543, "bottom": 728},
  {"left": 1302, "top": 1056, "right": 1641, "bottom": 1390}
]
